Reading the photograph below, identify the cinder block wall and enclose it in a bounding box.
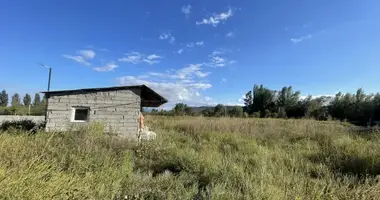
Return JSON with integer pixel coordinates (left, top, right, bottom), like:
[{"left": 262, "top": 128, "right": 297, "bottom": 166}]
[{"left": 45, "top": 88, "right": 141, "bottom": 137}]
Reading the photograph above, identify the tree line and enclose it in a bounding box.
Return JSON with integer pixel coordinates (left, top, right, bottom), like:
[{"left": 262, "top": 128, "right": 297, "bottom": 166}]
[
  {"left": 149, "top": 85, "right": 380, "bottom": 126},
  {"left": 149, "top": 103, "right": 245, "bottom": 118},
  {"left": 0, "top": 89, "right": 46, "bottom": 115}
]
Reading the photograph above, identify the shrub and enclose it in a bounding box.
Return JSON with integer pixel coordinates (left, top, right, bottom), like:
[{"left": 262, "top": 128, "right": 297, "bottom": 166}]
[{"left": 0, "top": 120, "right": 45, "bottom": 132}]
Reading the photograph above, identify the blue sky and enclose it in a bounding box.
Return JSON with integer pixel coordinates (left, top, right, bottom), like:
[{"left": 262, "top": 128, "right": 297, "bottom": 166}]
[{"left": 1, "top": 0, "right": 380, "bottom": 108}]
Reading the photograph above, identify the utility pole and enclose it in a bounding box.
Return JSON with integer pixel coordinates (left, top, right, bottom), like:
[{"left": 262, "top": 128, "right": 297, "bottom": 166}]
[{"left": 37, "top": 62, "right": 51, "bottom": 123}]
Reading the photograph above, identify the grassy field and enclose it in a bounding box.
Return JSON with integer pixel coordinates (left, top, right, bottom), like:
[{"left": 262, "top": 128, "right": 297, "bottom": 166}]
[{"left": 1, "top": 116, "right": 380, "bottom": 199}]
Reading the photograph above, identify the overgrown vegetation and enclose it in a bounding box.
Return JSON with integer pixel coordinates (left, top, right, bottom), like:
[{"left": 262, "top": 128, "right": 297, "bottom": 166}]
[
  {"left": 0, "top": 120, "right": 45, "bottom": 133},
  {"left": 1, "top": 116, "right": 380, "bottom": 199}
]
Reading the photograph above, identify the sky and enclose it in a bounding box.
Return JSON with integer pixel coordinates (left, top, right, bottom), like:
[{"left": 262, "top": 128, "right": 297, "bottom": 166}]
[{"left": 1, "top": 0, "right": 380, "bottom": 108}]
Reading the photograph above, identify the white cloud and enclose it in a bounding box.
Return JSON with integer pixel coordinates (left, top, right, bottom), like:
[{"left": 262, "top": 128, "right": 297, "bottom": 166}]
[
  {"left": 146, "top": 54, "right": 161, "bottom": 60},
  {"left": 117, "top": 76, "right": 212, "bottom": 104},
  {"left": 176, "top": 64, "right": 210, "bottom": 79},
  {"left": 290, "top": 35, "right": 312, "bottom": 44},
  {"left": 62, "top": 49, "right": 96, "bottom": 66},
  {"left": 205, "top": 96, "right": 212, "bottom": 102},
  {"left": 211, "top": 49, "right": 229, "bottom": 56},
  {"left": 186, "top": 43, "right": 194, "bottom": 48},
  {"left": 196, "top": 9, "right": 233, "bottom": 27},
  {"left": 62, "top": 54, "right": 91, "bottom": 66},
  {"left": 93, "top": 62, "right": 119, "bottom": 72},
  {"left": 159, "top": 32, "right": 175, "bottom": 44},
  {"left": 149, "top": 64, "right": 210, "bottom": 80},
  {"left": 186, "top": 41, "right": 204, "bottom": 48},
  {"left": 221, "top": 78, "right": 227, "bottom": 83},
  {"left": 144, "top": 54, "right": 162, "bottom": 64},
  {"left": 226, "top": 31, "right": 234, "bottom": 38},
  {"left": 118, "top": 52, "right": 162, "bottom": 65},
  {"left": 206, "top": 49, "right": 236, "bottom": 68},
  {"left": 210, "top": 56, "right": 227, "bottom": 67},
  {"left": 118, "top": 52, "right": 142, "bottom": 64},
  {"left": 177, "top": 49, "right": 184, "bottom": 54},
  {"left": 238, "top": 94, "right": 246, "bottom": 103},
  {"left": 196, "top": 41, "right": 204, "bottom": 46},
  {"left": 78, "top": 50, "right": 96, "bottom": 59},
  {"left": 181, "top": 5, "right": 192, "bottom": 18}
]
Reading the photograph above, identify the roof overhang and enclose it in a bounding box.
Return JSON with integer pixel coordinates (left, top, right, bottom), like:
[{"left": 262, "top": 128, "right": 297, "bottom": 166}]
[{"left": 41, "top": 85, "right": 167, "bottom": 107}]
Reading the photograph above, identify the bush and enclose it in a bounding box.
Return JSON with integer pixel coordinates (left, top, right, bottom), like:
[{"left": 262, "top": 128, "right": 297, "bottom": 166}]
[{"left": 0, "top": 120, "right": 45, "bottom": 132}]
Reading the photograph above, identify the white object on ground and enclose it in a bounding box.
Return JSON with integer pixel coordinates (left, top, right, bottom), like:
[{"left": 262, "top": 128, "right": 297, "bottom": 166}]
[{"left": 137, "top": 126, "right": 156, "bottom": 141}]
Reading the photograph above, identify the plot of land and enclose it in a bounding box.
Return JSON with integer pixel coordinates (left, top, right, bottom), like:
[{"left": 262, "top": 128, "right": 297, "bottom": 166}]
[{"left": 0, "top": 116, "right": 380, "bottom": 199}]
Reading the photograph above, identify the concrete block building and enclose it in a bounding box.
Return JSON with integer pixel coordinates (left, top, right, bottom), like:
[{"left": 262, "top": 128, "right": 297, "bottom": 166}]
[{"left": 42, "top": 85, "right": 167, "bottom": 137}]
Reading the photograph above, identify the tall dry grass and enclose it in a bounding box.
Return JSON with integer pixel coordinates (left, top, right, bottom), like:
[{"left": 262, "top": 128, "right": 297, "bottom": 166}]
[{"left": 0, "top": 116, "right": 380, "bottom": 199}]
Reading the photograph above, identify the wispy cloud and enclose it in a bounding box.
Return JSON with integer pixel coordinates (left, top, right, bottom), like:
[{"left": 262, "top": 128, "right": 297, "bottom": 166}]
[
  {"left": 149, "top": 64, "right": 210, "bottom": 80},
  {"left": 118, "top": 52, "right": 163, "bottom": 65},
  {"left": 196, "top": 41, "right": 204, "bottom": 46},
  {"left": 186, "top": 43, "right": 194, "bottom": 48},
  {"left": 221, "top": 78, "right": 227, "bottom": 83},
  {"left": 196, "top": 8, "right": 234, "bottom": 27},
  {"left": 62, "top": 55, "right": 91, "bottom": 66},
  {"left": 204, "top": 96, "right": 212, "bottom": 102},
  {"left": 181, "top": 5, "right": 192, "bottom": 18},
  {"left": 78, "top": 50, "right": 96, "bottom": 59},
  {"left": 226, "top": 31, "right": 235, "bottom": 38},
  {"left": 62, "top": 49, "right": 95, "bottom": 66},
  {"left": 210, "top": 56, "right": 228, "bottom": 67},
  {"left": 93, "top": 62, "right": 119, "bottom": 72},
  {"left": 177, "top": 49, "right": 184, "bottom": 54},
  {"left": 290, "top": 34, "right": 312, "bottom": 44},
  {"left": 186, "top": 41, "right": 204, "bottom": 48},
  {"left": 207, "top": 49, "right": 235, "bottom": 67},
  {"left": 159, "top": 31, "right": 175, "bottom": 44},
  {"left": 144, "top": 54, "right": 162, "bottom": 64}
]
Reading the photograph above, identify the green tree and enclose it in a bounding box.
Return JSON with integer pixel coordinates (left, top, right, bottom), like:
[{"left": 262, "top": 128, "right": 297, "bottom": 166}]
[
  {"left": 201, "top": 109, "right": 212, "bottom": 117},
  {"left": 173, "top": 103, "right": 189, "bottom": 115},
  {"left": 0, "top": 89, "right": 8, "bottom": 107},
  {"left": 214, "top": 104, "right": 227, "bottom": 117},
  {"left": 244, "top": 91, "right": 253, "bottom": 113},
  {"left": 11, "top": 93, "right": 21, "bottom": 107},
  {"left": 23, "top": 93, "right": 32, "bottom": 106},
  {"left": 228, "top": 106, "right": 244, "bottom": 117},
  {"left": 33, "top": 93, "right": 41, "bottom": 106},
  {"left": 277, "top": 86, "right": 300, "bottom": 117},
  {"left": 184, "top": 106, "right": 192, "bottom": 116},
  {"left": 251, "top": 84, "right": 277, "bottom": 117},
  {"left": 373, "top": 93, "right": 380, "bottom": 121}
]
